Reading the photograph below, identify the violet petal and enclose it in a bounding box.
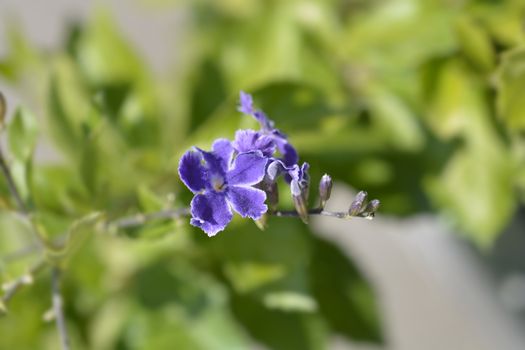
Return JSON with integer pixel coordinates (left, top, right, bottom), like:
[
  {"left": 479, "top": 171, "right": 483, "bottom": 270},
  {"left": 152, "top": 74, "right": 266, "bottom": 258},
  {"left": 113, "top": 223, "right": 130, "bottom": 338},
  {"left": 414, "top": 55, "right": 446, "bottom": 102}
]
[
  {"left": 190, "top": 192, "right": 232, "bottom": 236},
  {"left": 227, "top": 152, "right": 267, "bottom": 186},
  {"left": 178, "top": 150, "right": 207, "bottom": 193},
  {"left": 227, "top": 186, "right": 268, "bottom": 219}
]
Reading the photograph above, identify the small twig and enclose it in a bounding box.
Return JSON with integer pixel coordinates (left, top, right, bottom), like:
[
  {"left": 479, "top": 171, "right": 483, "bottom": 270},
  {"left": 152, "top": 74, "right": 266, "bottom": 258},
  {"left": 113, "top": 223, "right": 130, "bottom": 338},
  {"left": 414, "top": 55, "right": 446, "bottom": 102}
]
[
  {"left": 1, "top": 259, "right": 46, "bottom": 308},
  {"left": 0, "top": 147, "right": 28, "bottom": 214},
  {"left": 51, "top": 267, "right": 70, "bottom": 350},
  {"left": 1, "top": 243, "right": 41, "bottom": 264},
  {"left": 108, "top": 207, "right": 191, "bottom": 229},
  {"left": 270, "top": 208, "right": 374, "bottom": 220}
]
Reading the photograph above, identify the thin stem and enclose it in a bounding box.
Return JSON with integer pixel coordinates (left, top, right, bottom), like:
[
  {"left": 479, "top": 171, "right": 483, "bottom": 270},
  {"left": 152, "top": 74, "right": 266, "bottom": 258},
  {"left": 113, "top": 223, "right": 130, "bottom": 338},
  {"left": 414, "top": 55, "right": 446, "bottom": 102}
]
[
  {"left": 270, "top": 208, "right": 372, "bottom": 219},
  {"left": 1, "top": 243, "right": 41, "bottom": 264},
  {"left": 1, "top": 259, "right": 46, "bottom": 308},
  {"left": 109, "top": 207, "right": 191, "bottom": 229},
  {"left": 51, "top": 267, "right": 70, "bottom": 350},
  {"left": 0, "top": 147, "right": 28, "bottom": 213}
]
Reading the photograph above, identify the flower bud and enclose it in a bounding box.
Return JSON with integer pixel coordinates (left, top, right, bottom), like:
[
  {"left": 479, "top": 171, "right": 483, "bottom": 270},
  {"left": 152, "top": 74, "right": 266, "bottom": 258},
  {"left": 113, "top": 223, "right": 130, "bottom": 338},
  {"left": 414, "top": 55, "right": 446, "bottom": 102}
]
[
  {"left": 293, "top": 193, "right": 309, "bottom": 224},
  {"left": 318, "top": 174, "right": 332, "bottom": 209},
  {"left": 262, "top": 180, "right": 279, "bottom": 212},
  {"left": 363, "top": 199, "right": 380, "bottom": 219},
  {"left": 349, "top": 191, "right": 367, "bottom": 216},
  {"left": 255, "top": 214, "right": 268, "bottom": 231},
  {"left": 290, "top": 163, "right": 310, "bottom": 223}
]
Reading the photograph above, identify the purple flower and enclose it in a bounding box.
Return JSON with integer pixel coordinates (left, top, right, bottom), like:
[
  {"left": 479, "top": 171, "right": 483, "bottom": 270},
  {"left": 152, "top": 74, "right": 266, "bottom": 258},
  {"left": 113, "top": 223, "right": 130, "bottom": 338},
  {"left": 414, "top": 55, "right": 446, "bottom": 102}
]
[
  {"left": 237, "top": 91, "right": 298, "bottom": 167},
  {"left": 178, "top": 139, "right": 268, "bottom": 236},
  {"left": 267, "top": 160, "right": 310, "bottom": 197},
  {"left": 233, "top": 129, "right": 275, "bottom": 157}
]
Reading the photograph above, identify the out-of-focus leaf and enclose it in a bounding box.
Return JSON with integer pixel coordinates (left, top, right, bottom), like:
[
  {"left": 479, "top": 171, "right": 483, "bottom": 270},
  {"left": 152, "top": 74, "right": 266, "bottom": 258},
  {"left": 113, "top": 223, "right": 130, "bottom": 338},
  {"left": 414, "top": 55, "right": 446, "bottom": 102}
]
[
  {"left": 71, "top": 11, "right": 147, "bottom": 86},
  {"left": 366, "top": 87, "right": 425, "bottom": 151},
  {"left": 7, "top": 107, "right": 37, "bottom": 164},
  {"left": 310, "top": 237, "right": 383, "bottom": 343},
  {"left": 223, "top": 262, "right": 286, "bottom": 294},
  {"left": 471, "top": 0, "right": 525, "bottom": 48},
  {"left": 455, "top": 16, "right": 495, "bottom": 72},
  {"left": 47, "top": 71, "right": 83, "bottom": 155},
  {"left": 263, "top": 291, "right": 318, "bottom": 313},
  {"left": 137, "top": 185, "right": 165, "bottom": 212},
  {"left": 0, "top": 211, "right": 37, "bottom": 282},
  {"left": 45, "top": 212, "right": 103, "bottom": 266},
  {"left": 231, "top": 294, "right": 328, "bottom": 350},
  {"left": 496, "top": 46, "right": 525, "bottom": 130},
  {"left": 189, "top": 59, "right": 227, "bottom": 132},
  {"left": 426, "top": 60, "right": 515, "bottom": 247},
  {"left": 7, "top": 107, "right": 38, "bottom": 203},
  {"left": 0, "top": 23, "right": 42, "bottom": 82},
  {"left": 126, "top": 258, "right": 250, "bottom": 350}
]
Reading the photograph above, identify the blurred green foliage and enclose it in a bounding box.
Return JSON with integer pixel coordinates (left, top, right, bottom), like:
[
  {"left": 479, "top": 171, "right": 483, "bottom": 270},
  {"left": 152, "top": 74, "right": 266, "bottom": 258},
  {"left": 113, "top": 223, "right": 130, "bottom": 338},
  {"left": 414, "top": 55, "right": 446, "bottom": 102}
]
[{"left": 1, "top": 0, "right": 525, "bottom": 348}]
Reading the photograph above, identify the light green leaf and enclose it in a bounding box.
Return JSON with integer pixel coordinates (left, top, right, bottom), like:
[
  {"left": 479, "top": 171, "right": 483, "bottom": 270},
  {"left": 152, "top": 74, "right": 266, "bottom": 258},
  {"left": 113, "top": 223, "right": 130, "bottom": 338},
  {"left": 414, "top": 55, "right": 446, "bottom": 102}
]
[
  {"left": 7, "top": 107, "right": 37, "bottom": 163},
  {"left": 263, "top": 291, "right": 318, "bottom": 313},
  {"left": 455, "top": 16, "right": 495, "bottom": 72},
  {"left": 45, "top": 212, "right": 103, "bottom": 266},
  {"left": 426, "top": 60, "right": 515, "bottom": 247},
  {"left": 496, "top": 45, "right": 525, "bottom": 130},
  {"left": 6, "top": 107, "right": 38, "bottom": 202},
  {"left": 223, "top": 262, "right": 286, "bottom": 294}
]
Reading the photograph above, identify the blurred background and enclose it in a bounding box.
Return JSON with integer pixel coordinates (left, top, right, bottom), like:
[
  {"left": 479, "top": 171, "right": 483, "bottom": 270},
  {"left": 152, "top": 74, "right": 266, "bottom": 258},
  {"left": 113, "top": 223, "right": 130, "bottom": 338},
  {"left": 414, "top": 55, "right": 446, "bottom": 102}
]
[{"left": 1, "top": 0, "right": 525, "bottom": 349}]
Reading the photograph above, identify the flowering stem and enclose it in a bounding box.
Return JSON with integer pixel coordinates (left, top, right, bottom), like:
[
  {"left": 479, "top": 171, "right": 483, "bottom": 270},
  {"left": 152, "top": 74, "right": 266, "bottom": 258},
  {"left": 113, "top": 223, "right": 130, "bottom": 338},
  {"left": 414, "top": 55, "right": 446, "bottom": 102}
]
[
  {"left": 270, "top": 208, "right": 374, "bottom": 220},
  {"left": 51, "top": 267, "right": 70, "bottom": 350}
]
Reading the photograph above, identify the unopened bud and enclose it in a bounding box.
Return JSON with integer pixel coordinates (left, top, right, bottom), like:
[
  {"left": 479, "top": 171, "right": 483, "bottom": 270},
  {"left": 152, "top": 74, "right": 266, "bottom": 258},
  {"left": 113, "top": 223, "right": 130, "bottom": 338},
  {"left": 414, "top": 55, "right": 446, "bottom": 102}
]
[
  {"left": 363, "top": 199, "right": 380, "bottom": 218},
  {"left": 0, "top": 91, "right": 6, "bottom": 126},
  {"left": 293, "top": 194, "right": 309, "bottom": 224},
  {"left": 255, "top": 214, "right": 268, "bottom": 231},
  {"left": 318, "top": 174, "right": 332, "bottom": 209},
  {"left": 349, "top": 191, "right": 367, "bottom": 216},
  {"left": 263, "top": 180, "right": 279, "bottom": 212}
]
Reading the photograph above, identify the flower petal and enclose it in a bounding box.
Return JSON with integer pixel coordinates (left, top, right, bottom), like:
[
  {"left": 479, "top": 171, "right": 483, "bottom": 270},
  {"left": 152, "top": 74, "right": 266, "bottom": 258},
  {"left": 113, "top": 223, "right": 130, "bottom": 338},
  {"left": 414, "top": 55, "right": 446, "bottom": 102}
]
[
  {"left": 196, "top": 147, "right": 226, "bottom": 178},
  {"left": 227, "top": 152, "right": 267, "bottom": 186},
  {"left": 212, "top": 138, "right": 234, "bottom": 170},
  {"left": 238, "top": 91, "right": 254, "bottom": 115},
  {"left": 178, "top": 150, "right": 206, "bottom": 193},
  {"left": 273, "top": 137, "right": 298, "bottom": 167},
  {"left": 190, "top": 192, "right": 232, "bottom": 236},
  {"left": 227, "top": 186, "right": 267, "bottom": 219},
  {"left": 254, "top": 110, "right": 275, "bottom": 131},
  {"left": 267, "top": 159, "right": 293, "bottom": 181},
  {"left": 233, "top": 129, "right": 275, "bottom": 157},
  {"left": 290, "top": 162, "right": 310, "bottom": 196}
]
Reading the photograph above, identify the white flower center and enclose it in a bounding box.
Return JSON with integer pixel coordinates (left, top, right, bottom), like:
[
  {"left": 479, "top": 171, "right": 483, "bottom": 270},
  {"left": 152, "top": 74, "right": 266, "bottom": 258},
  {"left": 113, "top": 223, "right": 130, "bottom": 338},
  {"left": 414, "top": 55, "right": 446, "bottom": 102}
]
[{"left": 211, "top": 174, "right": 226, "bottom": 192}]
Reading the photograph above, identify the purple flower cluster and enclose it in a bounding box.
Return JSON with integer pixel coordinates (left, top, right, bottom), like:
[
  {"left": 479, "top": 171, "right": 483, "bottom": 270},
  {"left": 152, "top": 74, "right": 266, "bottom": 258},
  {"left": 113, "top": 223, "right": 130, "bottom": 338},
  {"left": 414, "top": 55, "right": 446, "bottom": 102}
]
[{"left": 178, "top": 91, "right": 309, "bottom": 236}]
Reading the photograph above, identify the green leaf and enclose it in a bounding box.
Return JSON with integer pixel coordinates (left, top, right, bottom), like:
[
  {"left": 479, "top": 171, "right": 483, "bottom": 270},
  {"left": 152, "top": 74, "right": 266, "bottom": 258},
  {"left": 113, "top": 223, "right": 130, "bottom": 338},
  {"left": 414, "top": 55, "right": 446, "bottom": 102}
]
[
  {"left": 7, "top": 107, "right": 38, "bottom": 163},
  {"left": 137, "top": 186, "right": 165, "bottom": 212},
  {"left": 310, "top": 237, "right": 383, "bottom": 343},
  {"left": 6, "top": 107, "right": 38, "bottom": 203},
  {"left": 496, "top": 45, "right": 525, "bottom": 130},
  {"left": 455, "top": 16, "right": 495, "bottom": 72},
  {"left": 0, "top": 211, "right": 38, "bottom": 283},
  {"left": 45, "top": 212, "right": 103, "bottom": 266},
  {"left": 231, "top": 294, "right": 328, "bottom": 350},
  {"left": 426, "top": 60, "right": 515, "bottom": 247},
  {"left": 223, "top": 262, "right": 286, "bottom": 294},
  {"left": 263, "top": 291, "right": 318, "bottom": 313},
  {"left": 127, "top": 258, "right": 250, "bottom": 350}
]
